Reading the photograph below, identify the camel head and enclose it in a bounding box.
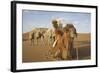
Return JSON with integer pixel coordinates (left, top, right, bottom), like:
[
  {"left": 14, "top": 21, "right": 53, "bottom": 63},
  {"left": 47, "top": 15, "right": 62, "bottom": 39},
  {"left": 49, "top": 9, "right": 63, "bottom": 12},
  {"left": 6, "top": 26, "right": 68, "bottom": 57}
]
[
  {"left": 52, "top": 18, "right": 63, "bottom": 29},
  {"left": 64, "top": 23, "right": 77, "bottom": 38}
]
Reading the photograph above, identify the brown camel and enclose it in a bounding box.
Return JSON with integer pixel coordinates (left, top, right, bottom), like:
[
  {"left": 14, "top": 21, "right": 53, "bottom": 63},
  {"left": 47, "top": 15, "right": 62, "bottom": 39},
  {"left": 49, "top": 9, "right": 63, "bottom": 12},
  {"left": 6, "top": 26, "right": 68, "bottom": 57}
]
[
  {"left": 50, "top": 29, "right": 67, "bottom": 60},
  {"left": 35, "top": 31, "right": 45, "bottom": 45},
  {"left": 63, "top": 26, "right": 73, "bottom": 59},
  {"left": 50, "top": 19, "right": 69, "bottom": 60},
  {"left": 50, "top": 19, "right": 77, "bottom": 60},
  {"left": 64, "top": 24, "right": 77, "bottom": 59}
]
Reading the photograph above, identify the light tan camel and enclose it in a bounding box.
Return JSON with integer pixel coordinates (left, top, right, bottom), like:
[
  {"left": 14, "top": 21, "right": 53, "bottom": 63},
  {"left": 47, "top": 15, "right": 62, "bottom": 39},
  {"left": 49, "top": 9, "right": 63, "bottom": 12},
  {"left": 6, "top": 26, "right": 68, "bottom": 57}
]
[{"left": 44, "top": 29, "right": 55, "bottom": 46}]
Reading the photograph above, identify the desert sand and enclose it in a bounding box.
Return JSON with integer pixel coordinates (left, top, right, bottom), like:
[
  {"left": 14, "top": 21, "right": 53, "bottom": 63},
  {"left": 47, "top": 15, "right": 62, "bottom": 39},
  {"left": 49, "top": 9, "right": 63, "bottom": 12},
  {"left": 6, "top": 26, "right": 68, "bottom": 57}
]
[{"left": 22, "top": 32, "right": 91, "bottom": 63}]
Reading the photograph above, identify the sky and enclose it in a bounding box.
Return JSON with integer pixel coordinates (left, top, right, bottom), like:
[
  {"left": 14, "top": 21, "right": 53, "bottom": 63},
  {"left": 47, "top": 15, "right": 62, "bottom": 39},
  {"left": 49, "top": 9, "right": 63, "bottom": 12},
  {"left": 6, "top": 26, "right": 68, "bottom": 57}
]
[{"left": 22, "top": 10, "right": 91, "bottom": 33}]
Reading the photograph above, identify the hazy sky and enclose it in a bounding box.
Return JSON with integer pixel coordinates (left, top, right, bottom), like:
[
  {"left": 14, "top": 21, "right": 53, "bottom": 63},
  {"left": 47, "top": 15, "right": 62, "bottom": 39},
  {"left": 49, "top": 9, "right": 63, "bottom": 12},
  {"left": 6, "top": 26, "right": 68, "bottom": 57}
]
[{"left": 22, "top": 10, "right": 91, "bottom": 33}]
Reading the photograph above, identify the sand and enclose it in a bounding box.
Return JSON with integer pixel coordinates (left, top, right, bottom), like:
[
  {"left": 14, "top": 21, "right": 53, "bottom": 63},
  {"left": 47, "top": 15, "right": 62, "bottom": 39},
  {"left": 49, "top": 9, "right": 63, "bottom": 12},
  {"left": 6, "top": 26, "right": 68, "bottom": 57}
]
[{"left": 22, "top": 33, "right": 91, "bottom": 63}]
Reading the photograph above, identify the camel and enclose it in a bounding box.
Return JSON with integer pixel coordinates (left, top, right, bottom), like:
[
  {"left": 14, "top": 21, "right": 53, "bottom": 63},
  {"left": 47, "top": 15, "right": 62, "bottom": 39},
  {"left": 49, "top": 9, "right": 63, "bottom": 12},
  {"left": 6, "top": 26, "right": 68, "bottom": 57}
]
[
  {"left": 50, "top": 19, "right": 77, "bottom": 60},
  {"left": 29, "top": 31, "right": 35, "bottom": 46},
  {"left": 35, "top": 31, "right": 45, "bottom": 45},
  {"left": 64, "top": 24, "right": 77, "bottom": 59},
  {"left": 48, "top": 29, "right": 63, "bottom": 59},
  {"left": 31, "top": 32, "right": 35, "bottom": 46},
  {"left": 49, "top": 19, "right": 67, "bottom": 60},
  {"left": 29, "top": 29, "right": 45, "bottom": 46},
  {"left": 44, "top": 29, "right": 55, "bottom": 46},
  {"left": 63, "top": 25, "right": 74, "bottom": 59}
]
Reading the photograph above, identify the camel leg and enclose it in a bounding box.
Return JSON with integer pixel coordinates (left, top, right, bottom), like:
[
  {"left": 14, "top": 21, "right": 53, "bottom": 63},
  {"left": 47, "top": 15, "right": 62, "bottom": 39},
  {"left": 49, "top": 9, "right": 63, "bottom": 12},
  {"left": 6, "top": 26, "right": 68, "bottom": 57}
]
[
  {"left": 31, "top": 39, "right": 33, "bottom": 46},
  {"left": 36, "top": 38, "right": 39, "bottom": 45},
  {"left": 54, "top": 49, "right": 60, "bottom": 58},
  {"left": 30, "top": 39, "right": 33, "bottom": 46},
  {"left": 37, "top": 39, "right": 38, "bottom": 45},
  {"left": 48, "top": 39, "right": 50, "bottom": 46},
  {"left": 61, "top": 48, "right": 68, "bottom": 60},
  {"left": 32, "top": 39, "right": 34, "bottom": 46}
]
